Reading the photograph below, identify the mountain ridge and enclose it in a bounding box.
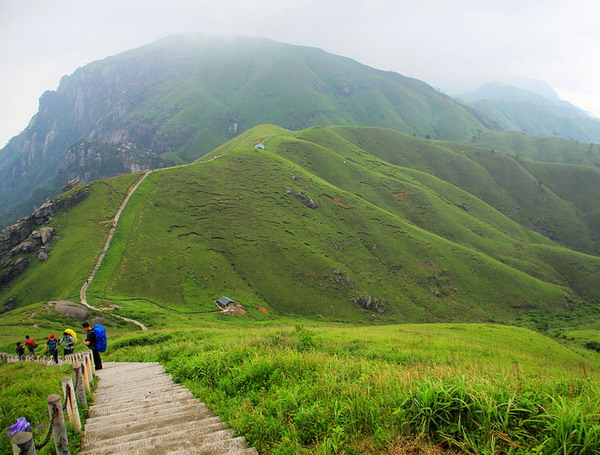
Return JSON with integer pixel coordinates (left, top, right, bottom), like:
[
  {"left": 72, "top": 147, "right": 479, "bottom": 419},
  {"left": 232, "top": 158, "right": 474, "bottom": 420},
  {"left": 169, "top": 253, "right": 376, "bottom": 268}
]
[
  {"left": 0, "top": 33, "right": 494, "bottom": 227},
  {"left": 2, "top": 125, "right": 598, "bottom": 326}
]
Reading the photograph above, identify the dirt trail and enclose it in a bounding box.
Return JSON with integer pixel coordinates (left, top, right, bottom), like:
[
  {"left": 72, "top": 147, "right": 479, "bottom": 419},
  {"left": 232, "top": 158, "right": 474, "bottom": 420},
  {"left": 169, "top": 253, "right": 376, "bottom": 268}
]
[{"left": 79, "top": 155, "right": 224, "bottom": 331}]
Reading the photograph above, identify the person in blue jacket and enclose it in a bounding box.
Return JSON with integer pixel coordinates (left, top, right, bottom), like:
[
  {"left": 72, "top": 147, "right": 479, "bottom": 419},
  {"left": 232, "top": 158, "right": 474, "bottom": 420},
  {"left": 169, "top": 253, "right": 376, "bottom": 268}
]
[
  {"left": 45, "top": 334, "right": 59, "bottom": 364},
  {"left": 82, "top": 322, "right": 103, "bottom": 370}
]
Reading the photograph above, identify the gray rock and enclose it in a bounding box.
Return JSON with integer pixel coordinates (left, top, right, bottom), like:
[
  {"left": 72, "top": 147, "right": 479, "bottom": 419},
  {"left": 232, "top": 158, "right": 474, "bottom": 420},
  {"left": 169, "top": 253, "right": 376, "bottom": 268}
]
[
  {"left": 39, "top": 226, "right": 54, "bottom": 244},
  {"left": 33, "top": 202, "right": 54, "bottom": 225},
  {"left": 38, "top": 251, "right": 48, "bottom": 261},
  {"left": 9, "top": 240, "right": 40, "bottom": 256},
  {"left": 0, "top": 257, "right": 30, "bottom": 286},
  {"left": 295, "top": 192, "right": 319, "bottom": 209},
  {"left": 352, "top": 294, "right": 386, "bottom": 314},
  {"left": 52, "top": 300, "right": 91, "bottom": 321}
]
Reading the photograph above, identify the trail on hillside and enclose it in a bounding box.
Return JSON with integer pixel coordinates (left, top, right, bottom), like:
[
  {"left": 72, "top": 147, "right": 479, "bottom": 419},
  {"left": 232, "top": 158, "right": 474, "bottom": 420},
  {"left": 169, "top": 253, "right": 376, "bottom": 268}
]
[{"left": 79, "top": 154, "right": 224, "bottom": 330}]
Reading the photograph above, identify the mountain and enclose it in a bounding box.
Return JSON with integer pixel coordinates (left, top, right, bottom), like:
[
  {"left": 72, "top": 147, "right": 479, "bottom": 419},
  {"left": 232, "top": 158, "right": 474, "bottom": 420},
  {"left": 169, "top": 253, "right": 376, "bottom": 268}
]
[
  {"left": 457, "top": 81, "right": 600, "bottom": 143},
  {"left": 0, "top": 34, "right": 494, "bottom": 228},
  {"left": 2, "top": 125, "right": 598, "bottom": 325}
]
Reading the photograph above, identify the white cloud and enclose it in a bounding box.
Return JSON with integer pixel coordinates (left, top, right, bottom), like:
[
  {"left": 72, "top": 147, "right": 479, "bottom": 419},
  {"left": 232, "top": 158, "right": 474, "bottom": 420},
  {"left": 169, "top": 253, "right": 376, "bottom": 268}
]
[{"left": 1, "top": 0, "right": 600, "bottom": 145}]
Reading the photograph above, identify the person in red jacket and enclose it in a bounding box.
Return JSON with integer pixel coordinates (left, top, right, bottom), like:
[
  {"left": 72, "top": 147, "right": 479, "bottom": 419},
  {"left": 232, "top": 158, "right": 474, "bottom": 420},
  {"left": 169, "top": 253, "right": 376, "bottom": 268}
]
[{"left": 25, "top": 335, "right": 37, "bottom": 359}]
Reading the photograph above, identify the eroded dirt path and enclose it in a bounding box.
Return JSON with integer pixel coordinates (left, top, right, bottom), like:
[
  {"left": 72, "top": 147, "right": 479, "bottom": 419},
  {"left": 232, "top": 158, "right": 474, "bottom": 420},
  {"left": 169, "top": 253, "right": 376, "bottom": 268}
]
[{"left": 79, "top": 154, "right": 224, "bottom": 331}]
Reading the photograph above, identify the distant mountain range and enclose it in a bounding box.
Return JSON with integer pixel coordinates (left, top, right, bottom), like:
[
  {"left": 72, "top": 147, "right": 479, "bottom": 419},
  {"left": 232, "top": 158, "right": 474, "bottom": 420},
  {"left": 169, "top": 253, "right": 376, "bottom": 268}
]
[
  {"left": 458, "top": 81, "right": 600, "bottom": 143},
  {"left": 0, "top": 34, "right": 494, "bottom": 227}
]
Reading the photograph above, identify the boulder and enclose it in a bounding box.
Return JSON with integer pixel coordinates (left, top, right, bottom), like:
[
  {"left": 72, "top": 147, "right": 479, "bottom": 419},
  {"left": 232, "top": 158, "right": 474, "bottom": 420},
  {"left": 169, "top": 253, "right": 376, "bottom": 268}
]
[
  {"left": 9, "top": 240, "right": 40, "bottom": 256},
  {"left": 39, "top": 226, "right": 54, "bottom": 244},
  {"left": 0, "top": 218, "right": 34, "bottom": 255},
  {"left": 352, "top": 294, "right": 386, "bottom": 314},
  {"left": 38, "top": 251, "right": 48, "bottom": 261},
  {"left": 295, "top": 192, "right": 319, "bottom": 209},
  {"left": 33, "top": 202, "right": 54, "bottom": 225},
  {"left": 52, "top": 300, "right": 91, "bottom": 321}
]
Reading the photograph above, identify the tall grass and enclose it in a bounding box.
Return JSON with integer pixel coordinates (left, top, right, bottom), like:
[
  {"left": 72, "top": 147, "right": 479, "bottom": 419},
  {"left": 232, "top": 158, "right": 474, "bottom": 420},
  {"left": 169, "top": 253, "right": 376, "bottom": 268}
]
[
  {"left": 0, "top": 362, "right": 85, "bottom": 454},
  {"left": 106, "top": 324, "right": 599, "bottom": 454}
]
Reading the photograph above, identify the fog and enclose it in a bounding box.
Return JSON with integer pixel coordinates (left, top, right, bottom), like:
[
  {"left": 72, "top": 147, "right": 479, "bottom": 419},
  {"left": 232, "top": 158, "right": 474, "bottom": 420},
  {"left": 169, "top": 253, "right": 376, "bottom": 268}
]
[{"left": 1, "top": 0, "right": 600, "bottom": 145}]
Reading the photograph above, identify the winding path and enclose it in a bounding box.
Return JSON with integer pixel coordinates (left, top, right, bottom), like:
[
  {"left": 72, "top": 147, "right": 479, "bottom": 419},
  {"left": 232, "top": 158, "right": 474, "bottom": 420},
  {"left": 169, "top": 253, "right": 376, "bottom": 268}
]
[{"left": 79, "top": 154, "right": 224, "bottom": 331}]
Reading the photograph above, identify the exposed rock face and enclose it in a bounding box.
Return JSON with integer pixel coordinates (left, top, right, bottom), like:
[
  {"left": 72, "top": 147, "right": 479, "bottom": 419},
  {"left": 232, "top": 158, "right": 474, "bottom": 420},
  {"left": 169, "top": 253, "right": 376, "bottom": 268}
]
[
  {"left": 295, "top": 192, "right": 320, "bottom": 209},
  {"left": 352, "top": 294, "right": 386, "bottom": 314},
  {"left": 0, "top": 186, "right": 89, "bottom": 287},
  {"left": 56, "top": 140, "right": 171, "bottom": 185},
  {"left": 0, "top": 257, "right": 30, "bottom": 286},
  {"left": 52, "top": 300, "right": 91, "bottom": 321}
]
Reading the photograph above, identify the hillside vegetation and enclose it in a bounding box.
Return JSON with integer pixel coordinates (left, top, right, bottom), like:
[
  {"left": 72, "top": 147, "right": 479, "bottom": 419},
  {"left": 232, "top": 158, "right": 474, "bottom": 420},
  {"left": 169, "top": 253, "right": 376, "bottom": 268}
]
[
  {"left": 104, "top": 323, "right": 600, "bottom": 454},
  {"left": 2, "top": 125, "right": 599, "bottom": 330},
  {"left": 0, "top": 34, "right": 494, "bottom": 227}
]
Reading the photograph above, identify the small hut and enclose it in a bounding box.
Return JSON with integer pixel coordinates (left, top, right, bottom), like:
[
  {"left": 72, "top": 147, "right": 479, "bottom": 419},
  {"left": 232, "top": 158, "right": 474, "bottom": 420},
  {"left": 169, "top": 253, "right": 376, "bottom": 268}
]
[{"left": 215, "top": 296, "right": 236, "bottom": 309}]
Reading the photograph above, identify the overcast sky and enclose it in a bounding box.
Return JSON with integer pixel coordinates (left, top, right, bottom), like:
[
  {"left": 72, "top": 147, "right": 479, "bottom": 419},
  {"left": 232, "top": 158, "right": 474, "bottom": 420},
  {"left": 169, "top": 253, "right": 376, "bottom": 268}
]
[{"left": 1, "top": 0, "right": 600, "bottom": 146}]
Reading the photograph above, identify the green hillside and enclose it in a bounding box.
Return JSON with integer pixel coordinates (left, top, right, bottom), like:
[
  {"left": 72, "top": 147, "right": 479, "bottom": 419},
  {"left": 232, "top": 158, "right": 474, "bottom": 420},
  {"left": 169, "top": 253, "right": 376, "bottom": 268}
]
[
  {"left": 458, "top": 81, "right": 600, "bottom": 143},
  {"left": 0, "top": 34, "right": 494, "bottom": 227},
  {"left": 95, "top": 323, "right": 598, "bottom": 454},
  {"left": 2, "top": 125, "right": 599, "bottom": 329},
  {"left": 1, "top": 322, "right": 598, "bottom": 454},
  {"left": 468, "top": 131, "right": 600, "bottom": 167}
]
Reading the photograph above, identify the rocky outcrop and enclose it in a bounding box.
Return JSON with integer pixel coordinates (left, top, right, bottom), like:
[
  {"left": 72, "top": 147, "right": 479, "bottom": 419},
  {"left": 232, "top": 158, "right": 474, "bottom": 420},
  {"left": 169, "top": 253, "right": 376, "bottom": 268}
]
[
  {"left": 56, "top": 140, "right": 171, "bottom": 186},
  {"left": 352, "top": 294, "right": 386, "bottom": 314},
  {"left": 295, "top": 192, "right": 320, "bottom": 209},
  {"left": 0, "top": 186, "right": 89, "bottom": 287}
]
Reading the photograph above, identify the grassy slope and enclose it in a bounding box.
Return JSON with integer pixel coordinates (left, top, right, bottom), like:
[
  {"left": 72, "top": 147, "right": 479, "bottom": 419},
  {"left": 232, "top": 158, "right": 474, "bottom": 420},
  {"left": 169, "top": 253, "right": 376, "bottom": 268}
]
[
  {"left": 467, "top": 131, "right": 600, "bottom": 167},
  {"left": 2, "top": 125, "right": 600, "bottom": 330},
  {"left": 79, "top": 126, "right": 600, "bottom": 326},
  {"left": 105, "top": 323, "right": 599, "bottom": 454},
  {"left": 0, "top": 362, "right": 82, "bottom": 455},
  {"left": 333, "top": 127, "right": 598, "bottom": 254},
  {"left": 466, "top": 99, "right": 600, "bottom": 143}
]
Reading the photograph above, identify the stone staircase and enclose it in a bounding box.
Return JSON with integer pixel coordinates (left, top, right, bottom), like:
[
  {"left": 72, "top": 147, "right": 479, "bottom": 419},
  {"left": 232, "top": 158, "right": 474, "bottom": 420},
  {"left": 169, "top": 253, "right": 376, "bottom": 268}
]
[{"left": 80, "top": 362, "right": 258, "bottom": 455}]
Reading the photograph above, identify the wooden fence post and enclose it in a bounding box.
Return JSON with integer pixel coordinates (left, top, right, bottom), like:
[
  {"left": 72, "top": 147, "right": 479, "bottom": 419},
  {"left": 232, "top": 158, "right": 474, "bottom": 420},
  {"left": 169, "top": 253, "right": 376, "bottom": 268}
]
[
  {"left": 11, "top": 432, "right": 37, "bottom": 455},
  {"left": 81, "top": 359, "right": 91, "bottom": 392},
  {"left": 88, "top": 350, "right": 96, "bottom": 375},
  {"left": 62, "top": 377, "right": 82, "bottom": 432},
  {"left": 73, "top": 366, "right": 88, "bottom": 407},
  {"left": 47, "top": 394, "right": 70, "bottom": 455}
]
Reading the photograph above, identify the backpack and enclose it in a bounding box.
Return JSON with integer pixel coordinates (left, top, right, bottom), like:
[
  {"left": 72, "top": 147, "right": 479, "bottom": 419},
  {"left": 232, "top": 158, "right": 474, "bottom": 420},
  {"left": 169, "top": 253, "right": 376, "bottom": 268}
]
[
  {"left": 47, "top": 339, "right": 58, "bottom": 350},
  {"left": 64, "top": 328, "right": 77, "bottom": 343},
  {"left": 93, "top": 324, "right": 107, "bottom": 352}
]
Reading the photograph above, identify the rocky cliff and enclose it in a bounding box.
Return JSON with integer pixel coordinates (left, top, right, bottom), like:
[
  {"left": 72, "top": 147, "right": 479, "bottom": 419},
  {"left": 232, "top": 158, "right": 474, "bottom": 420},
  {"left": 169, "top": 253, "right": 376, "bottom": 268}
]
[{"left": 0, "top": 185, "right": 90, "bottom": 291}]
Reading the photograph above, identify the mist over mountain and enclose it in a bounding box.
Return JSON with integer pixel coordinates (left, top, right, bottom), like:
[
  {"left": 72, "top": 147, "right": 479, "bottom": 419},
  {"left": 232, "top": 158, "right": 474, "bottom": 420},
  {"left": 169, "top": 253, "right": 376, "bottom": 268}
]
[
  {"left": 458, "top": 81, "right": 600, "bottom": 143},
  {"left": 0, "top": 34, "right": 495, "bottom": 228}
]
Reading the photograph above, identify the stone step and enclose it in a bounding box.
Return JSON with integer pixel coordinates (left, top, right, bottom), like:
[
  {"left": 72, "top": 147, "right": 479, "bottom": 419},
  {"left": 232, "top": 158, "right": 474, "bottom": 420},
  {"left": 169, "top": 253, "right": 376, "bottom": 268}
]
[
  {"left": 92, "top": 388, "right": 193, "bottom": 409},
  {"left": 89, "top": 393, "right": 197, "bottom": 417},
  {"left": 82, "top": 418, "right": 228, "bottom": 451},
  {"left": 97, "top": 363, "right": 164, "bottom": 375},
  {"left": 85, "top": 411, "right": 220, "bottom": 439},
  {"left": 95, "top": 376, "right": 178, "bottom": 389},
  {"left": 80, "top": 362, "right": 258, "bottom": 454},
  {"left": 167, "top": 448, "right": 259, "bottom": 455},
  {"left": 79, "top": 428, "right": 241, "bottom": 455},
  {"left": 84, "top": 402, "right": 212, "bottom": 427}
]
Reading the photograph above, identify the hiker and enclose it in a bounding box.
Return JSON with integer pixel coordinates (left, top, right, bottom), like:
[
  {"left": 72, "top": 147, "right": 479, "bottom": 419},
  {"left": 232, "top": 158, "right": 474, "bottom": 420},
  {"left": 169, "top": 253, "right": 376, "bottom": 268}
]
[
  {"left": 60, "top": 331, "right": 75, "bottom": 357},
  {"left": 25, "top": 335, "right": 37, "bottom": 359},
  {"left": 46, "top": 334, "right": 59, "bottom": 364},
  {"left": 16, "top": 342, "right": 25, "bottom": 360},
  {"left": 82, "top": 322, "right": 103, "bottom": 370}
]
